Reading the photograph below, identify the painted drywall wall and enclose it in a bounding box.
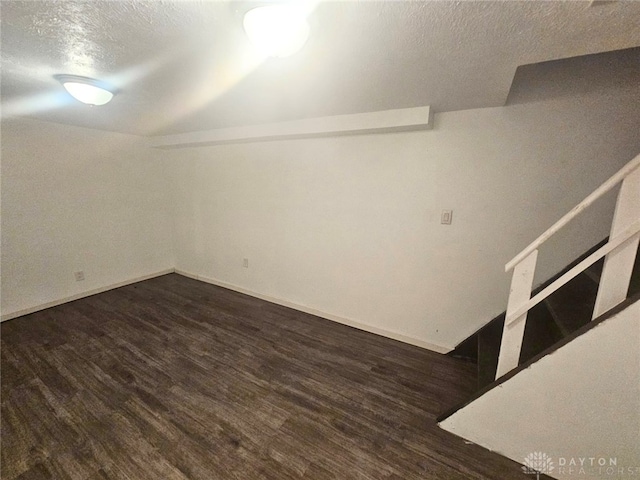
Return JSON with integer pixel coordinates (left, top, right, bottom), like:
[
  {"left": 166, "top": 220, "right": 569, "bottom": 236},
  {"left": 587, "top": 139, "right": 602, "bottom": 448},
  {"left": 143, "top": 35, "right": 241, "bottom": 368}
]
[
  {"left": 439, "top": 299, "right": 640, "bottom": 479},
  {"left": 170, "top": 88, "right": 640, "bottom": 351},
  {"left": 1, "top": 118, "right": 174, "bottom": 319}
]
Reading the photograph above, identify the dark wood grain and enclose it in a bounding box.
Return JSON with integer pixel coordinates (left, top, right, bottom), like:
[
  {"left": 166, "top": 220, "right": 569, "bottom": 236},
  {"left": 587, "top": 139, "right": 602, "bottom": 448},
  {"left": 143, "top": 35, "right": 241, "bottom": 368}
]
[{"left": 2, "top": 274, "right": 534, "bottom": 479}]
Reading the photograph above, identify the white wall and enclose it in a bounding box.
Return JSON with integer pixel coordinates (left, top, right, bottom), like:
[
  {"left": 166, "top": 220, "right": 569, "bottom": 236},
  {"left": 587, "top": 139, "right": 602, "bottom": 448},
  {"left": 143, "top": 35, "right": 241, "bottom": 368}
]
[
  {"left": 439, "top": 299, "right": 640, "bottom": 480},
  {"left": 170, "top": 89, "right": 640, "bottom": 351},
  {"left": 1, "top": 118, "right": 174, "bottom": 319},
  {"left": 2, "top": 88, "right": 638, "bottom": 347}
]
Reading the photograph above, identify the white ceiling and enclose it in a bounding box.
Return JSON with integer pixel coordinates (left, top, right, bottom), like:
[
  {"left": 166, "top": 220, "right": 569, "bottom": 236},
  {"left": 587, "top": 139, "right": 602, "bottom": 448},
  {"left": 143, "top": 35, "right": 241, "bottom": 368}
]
[{"left": 2, "top": 1, "right": 640, "bottom": 136}]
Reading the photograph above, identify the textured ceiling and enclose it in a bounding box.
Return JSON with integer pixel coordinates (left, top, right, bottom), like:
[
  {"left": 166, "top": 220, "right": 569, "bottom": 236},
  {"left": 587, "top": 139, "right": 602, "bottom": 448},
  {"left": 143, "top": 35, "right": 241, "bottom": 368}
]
[{"left": 2, "top": 0, "right": 640, "bottom": 136}]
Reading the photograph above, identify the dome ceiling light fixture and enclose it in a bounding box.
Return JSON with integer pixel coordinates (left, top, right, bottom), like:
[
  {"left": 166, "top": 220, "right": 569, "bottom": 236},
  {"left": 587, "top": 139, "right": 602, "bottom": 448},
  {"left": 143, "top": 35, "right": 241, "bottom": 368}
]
[
  {"left": 54, "top": 74, "right": 116, "bottom": 106},
  {"left": 243, "top": 3, "right": 310, "bottom": 58}
]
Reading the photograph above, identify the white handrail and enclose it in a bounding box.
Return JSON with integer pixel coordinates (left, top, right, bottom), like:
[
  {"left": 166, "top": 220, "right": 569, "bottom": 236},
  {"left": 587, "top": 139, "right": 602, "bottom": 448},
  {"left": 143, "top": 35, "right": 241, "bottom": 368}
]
[
  {"left": 505, "top": 220, "right": 640, "bottom": 325},
  {"left": 496, "top": 152, "right": 640, "bottom": 380},
  {"left": 505, "top": 153, "right": 640, "bottom": 272}
]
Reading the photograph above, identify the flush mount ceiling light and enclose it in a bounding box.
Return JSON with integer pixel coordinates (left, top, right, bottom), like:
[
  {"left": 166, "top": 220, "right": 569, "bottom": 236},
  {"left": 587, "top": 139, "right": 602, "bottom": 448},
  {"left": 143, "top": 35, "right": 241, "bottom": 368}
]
[
  {"left": 54, "top": 74, "right": 116, "bottom": 106},
  {"left": 243, "top": 4, "right": 310, "bottom": 58}
]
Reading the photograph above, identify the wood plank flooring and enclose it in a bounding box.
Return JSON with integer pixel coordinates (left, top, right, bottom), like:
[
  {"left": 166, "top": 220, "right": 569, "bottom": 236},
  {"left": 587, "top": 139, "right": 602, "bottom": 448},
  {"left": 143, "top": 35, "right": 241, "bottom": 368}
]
[{"left": 2, "top": 274, "right": 534, "bottom": 479}]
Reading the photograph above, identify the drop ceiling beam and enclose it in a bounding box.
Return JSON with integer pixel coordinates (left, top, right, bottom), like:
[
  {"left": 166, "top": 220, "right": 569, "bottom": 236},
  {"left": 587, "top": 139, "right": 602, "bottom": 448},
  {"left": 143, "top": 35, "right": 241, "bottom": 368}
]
[{"left": 148, "top": 106, "right": 432, "bottom": 149}]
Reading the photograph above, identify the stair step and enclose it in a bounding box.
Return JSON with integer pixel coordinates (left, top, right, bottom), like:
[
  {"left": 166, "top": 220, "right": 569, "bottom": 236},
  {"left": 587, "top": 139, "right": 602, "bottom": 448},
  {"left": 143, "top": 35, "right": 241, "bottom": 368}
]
[
  {"left": 477, "top": 315, "right": 504, "bottom": 389},
  {"left": 449, "top": 332, "right": 478, "bottom": 363},
  {"left": 518, "top": 301, "right": 563, "bottom": 364},
  {"left": 476, "top": 301, "right": 562, "bottom": 388},
  {"left": 545, "top": 271, "right": 599, "bottom": 336},
  {"left": 450, "top": 241, "right": 638, "bottom": 395}
]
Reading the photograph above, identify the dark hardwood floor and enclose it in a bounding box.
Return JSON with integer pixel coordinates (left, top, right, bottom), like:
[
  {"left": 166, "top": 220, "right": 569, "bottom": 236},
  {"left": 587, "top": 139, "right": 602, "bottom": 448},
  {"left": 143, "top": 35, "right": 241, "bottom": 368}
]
[{"left": 2, "top": 274, "right": 534, "bottom": 479}]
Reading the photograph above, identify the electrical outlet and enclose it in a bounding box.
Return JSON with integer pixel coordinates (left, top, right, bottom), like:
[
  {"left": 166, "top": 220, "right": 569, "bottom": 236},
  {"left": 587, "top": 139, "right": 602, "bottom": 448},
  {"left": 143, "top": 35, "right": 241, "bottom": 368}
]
[
  {"left": 441, "top": 210, "right": 453, "bottom": 225},
  {"left": 243, "top": 258, "right": 249, "bottom": 268},
  {"left": 74, "top": 271, "right": 85, "bottom": 281}
]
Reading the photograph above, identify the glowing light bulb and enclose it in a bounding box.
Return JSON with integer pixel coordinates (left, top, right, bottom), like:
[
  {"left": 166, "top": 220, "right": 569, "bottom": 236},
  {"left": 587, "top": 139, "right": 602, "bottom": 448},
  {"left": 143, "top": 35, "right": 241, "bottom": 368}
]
[
  {"left": 62, "top": 82, "right": 114, "bottom": 105},
  {"left": 243, "top": 4, "right": 310, "bottom": 58},
  {"left": 54, "top": 75, "right": 116, "bottom": 105}
]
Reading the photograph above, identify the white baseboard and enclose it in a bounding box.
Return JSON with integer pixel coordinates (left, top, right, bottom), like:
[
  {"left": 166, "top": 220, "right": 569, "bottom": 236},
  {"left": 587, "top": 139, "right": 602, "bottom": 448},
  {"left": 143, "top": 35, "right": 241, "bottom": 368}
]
[
  {"left": 2, "top": 268, "right": 453, "bottom": 355},
  {"left": 0, "top": 269, "right": 175, "bottom": 322},
  {"left": 175, "top": 269, "right": 451, "bottom": 354}
]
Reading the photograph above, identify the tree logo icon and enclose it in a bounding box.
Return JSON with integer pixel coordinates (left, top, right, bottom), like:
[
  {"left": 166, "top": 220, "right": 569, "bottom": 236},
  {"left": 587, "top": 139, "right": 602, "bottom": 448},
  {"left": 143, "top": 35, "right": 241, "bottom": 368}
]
[{"left": 522, "top": 451, "right": 554, "bottom": 479}]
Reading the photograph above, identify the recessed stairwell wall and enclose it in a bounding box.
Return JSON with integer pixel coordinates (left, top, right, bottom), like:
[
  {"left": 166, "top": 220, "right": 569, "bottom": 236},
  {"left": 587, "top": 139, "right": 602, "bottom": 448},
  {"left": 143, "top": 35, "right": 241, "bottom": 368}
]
[{"left": 168, "top": 86, "right": 640, "bottom": 351}]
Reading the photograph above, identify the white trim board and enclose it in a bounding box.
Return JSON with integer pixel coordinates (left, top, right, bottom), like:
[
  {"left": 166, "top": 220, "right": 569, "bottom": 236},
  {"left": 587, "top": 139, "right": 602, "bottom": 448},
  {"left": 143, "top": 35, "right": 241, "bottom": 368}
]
[
  {"left": 174, "top": 269, "right": 451, "bottom": 354},
  {"left": 0, "top": 269, "right": 175, "bottom": 322},
  {"left": 148, "top": 106, "right": 433, "bottom": 149}
]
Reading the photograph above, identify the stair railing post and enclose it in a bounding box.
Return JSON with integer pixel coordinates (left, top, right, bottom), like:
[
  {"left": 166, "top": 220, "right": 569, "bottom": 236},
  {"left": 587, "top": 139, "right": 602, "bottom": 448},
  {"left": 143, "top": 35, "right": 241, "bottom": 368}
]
[
  {"left": 496, "top": 250, "right": 538, "bottom": 379},
  {"left": 592, "top": 167, "right": 640, "bottom": 319}
]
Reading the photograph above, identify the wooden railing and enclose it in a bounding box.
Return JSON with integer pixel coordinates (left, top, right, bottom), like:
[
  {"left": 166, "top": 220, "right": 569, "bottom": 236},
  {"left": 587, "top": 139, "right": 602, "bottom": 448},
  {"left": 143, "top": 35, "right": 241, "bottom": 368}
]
[{"left": 495, "top": 153, "right": 640, "bottom": 379}]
